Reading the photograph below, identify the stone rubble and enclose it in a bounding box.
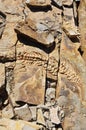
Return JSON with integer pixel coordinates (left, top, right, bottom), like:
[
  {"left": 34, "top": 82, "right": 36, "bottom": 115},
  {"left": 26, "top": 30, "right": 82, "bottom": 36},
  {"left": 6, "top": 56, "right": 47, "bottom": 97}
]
[{"left": 0, "top": 0, "right": 86, "bottom": 130}]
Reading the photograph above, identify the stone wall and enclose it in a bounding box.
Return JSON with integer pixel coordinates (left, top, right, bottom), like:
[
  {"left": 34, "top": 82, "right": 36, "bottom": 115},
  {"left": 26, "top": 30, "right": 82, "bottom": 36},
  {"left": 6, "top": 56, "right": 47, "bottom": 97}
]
[{"left": 0, "top": 0, "right": 86, "bottom": 130}]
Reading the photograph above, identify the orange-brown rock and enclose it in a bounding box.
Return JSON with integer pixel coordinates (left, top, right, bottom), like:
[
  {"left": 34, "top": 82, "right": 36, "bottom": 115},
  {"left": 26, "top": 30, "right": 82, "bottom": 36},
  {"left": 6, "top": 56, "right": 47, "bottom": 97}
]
[
  {"left": 16, "top": 40, "right": 59, "bottom": 80},
  {"left": 62, "top": 0, "right": 73, "bottom": 6},
  {"left": 56, "top": 32, "right": 86, "bottom": 130},
  {"left": 9, "top": 59, "right": 46, "bottom": 105},
  {"left": 62, "top": 5, "right": 77, "bottom": 38},
  {"left": 15, "top": 5, "right": 62, "bottom": 47},
  {"left": 0, "top": 23, "right": 17, "bottom": 62},
  {"left": 78, "top": 0, "right": 86, "bottom": 62},
  {"left": 47, "top": 44, "right": 59, "bottom": 80},
  {"left": 0, "top": 0, "right": 24, "bottom": 16},
  {"left": 0, "top": 0, "right": 86, "bottom": 129},
  {"left": 57, "top": 32, "right": 86, "bottom": 102},
  {"left": 15, "top": 18, "right": 54, "bottom": 47}
]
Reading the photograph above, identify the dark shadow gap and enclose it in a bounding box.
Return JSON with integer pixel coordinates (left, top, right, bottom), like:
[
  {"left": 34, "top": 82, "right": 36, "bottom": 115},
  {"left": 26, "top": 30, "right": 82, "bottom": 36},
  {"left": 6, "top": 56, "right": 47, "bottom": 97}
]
[
  {"left": 27, "top": 5, "right": 52, "bottom": 12},
  {"left": 15, "top": 101, "right": 25, "bottom": 107},
  {"left": 0, "top": 11, "right": 6, "bottom": 19},
  {"left": 0, "top": 59, "right": 16, "bottom": 63},
  {"left": 63, "top": 4, "right": 73, "bottom": 8},
  {"left": 76, "top": 1, "right": 80, "bottom": 26},
  {"left": 55, "top": 123, "right": 63, "bottom": 130},
  {"left": 78, "top": 46, "right": 84, "bottom": 56},
  {"left": 73, "top": 1, "right": 80, "bottom": 26},
  {"left": 46, "top": 78, "right": 57, "bottom": 83},
  {"left": 16, "top": 101, "right": 37, "bottom": 106},
  {"left": 69, "top": 36, "right": 80, "bottom": 43},
  {"left": 0, "top": 88, "right": 8, "bottom": 109},
  {"left": 17, "top": 33, "right": 56, "bottom": 54}
]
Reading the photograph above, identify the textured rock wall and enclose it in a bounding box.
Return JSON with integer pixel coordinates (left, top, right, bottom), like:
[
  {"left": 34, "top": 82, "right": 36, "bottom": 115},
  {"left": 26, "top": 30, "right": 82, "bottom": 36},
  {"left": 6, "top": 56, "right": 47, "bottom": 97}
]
[{"left": 0, "top": 0, "right": 86, "bottom": 130}]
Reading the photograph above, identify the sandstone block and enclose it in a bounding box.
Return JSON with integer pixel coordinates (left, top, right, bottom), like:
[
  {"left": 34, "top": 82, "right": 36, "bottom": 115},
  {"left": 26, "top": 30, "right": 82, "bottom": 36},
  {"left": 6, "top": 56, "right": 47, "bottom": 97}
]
[
  {"left": 10, "top": 61, "right": 46, "bottom": 105},
  {"left": 0, "top": 23, "right": 17, "bottom": 62},
  {"left": 2, "top": 103, "right": 14, "bottom": 119},
  {"left": 14, "top": 104, "right": 32, "bottom": 121},
  {"left": 15, "top": 18, "right": 54, "bottom": 47},
  {"left": 56, "top": 32, "right": 86, "bottom": 129}
]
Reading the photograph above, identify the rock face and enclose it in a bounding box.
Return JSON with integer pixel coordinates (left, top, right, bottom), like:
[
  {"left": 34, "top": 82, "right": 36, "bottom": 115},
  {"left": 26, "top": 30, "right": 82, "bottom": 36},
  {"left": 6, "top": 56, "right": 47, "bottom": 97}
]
[
  {"left": 0, "top": 0, "right": 86, "bottom": 130},
  {"left": 78, "top": 0, "right": 86, "bottom": 62},
  {"left": 13, "top": 65, "right": 45, "bottom": 105}
]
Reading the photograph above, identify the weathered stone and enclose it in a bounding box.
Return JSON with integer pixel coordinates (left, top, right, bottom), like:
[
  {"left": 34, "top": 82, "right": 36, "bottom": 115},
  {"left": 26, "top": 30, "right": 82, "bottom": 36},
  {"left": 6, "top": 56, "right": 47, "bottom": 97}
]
[
  {"left": 46, "top": 88, "right": 55, "bottom": 102},
  {"left": 2, "top": 103, "right": 14, "bottom": 119},
  {"left": 4, "top": 40, "right": 46, "bottom": 106},
  {"left": 57, "top": 96, "right": 68, "bottom": 107},
  {"left": 15, "top": 19, "right": 49, "bottom": 47},
  {"left": 0, "top": 118, "right": 43, "bottom": 130},
  {"left": 53, "top": 0, "right": 73, "bottom": 7},
  {"left": 15, "top": 18, "right": 54, "bottom": 47},
  {"left": 10, "top": 61, "right": 46, "bottom": 105},
  {"left": 0, "top": 0, "right": 86, "bottom": 130},
  {"left": 63, "top": 0, "right": 78, "bottom": 35},
  {"left": 0, "top": 0, "right": 24, "bottom": 18},
  {"left": 78, "top": 0, "right": 86, "bottom": 63},
  {"left": 36, "top": 22, "right": 48, "bottom": 31},
  {"left": 0, "top": 23, "right": 17, "bottom": 62},
  {"left": 52, "top": 0, "right": 62, "bottom": 7},
  {"left": 14, "top": 104, "right": 32, "bottom": 121},
  {"left": 57, "top": 32, "right": 86, "bottom": 104},
  {"left": 62, "top": 0, "right": 73, "bottom": 6},
  {"left": 16, "top": 41, "right": 48, "bottom": 62},
  {"left": 62, "top": 22, "right": 80, "bottom": 38},
  {"left": 15, "top": 5, "right": 62, "bottom": 47},
  {"left": 0, "top": 63, "right": 5, "bottom": 90},
  {"left": 63, "top": 6, "right": 76, "bottom": 34},
  {"left": 16, "top": 39, "right": 58, "bottom": 80},
  {"left": 56, "top": 32, "right": 86, "bottom": 129},
  {"left": 25, "top": 0, "right": 51, "bottom": 7},
  {"left": 29, "top": 106, "right": 37, "bottom": 120},
  {"left": 47, "top": 44, "right": 59, "bottom": 80},
  {"left": 37, "top": 108, "right": 46, "bottom": 126}
]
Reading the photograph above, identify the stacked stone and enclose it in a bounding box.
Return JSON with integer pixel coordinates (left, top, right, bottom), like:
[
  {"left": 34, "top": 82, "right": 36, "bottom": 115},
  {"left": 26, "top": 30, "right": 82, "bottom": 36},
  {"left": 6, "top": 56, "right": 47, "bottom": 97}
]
[{"left": 0, "top": 0, "right": 86, "bottom": 130}]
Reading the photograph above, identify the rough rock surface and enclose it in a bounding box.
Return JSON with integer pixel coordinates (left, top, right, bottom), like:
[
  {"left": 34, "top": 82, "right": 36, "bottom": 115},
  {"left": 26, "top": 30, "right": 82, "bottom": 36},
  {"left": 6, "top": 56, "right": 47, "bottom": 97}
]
[
  {"left": 0, "top": 118, "right": 43, "bottom": 130},
  {"left": 0, "top": 0, "right": 86, "bottom": 130},
  {"left": 25, "top": 0, "right": 51, "bottom": 7}
]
